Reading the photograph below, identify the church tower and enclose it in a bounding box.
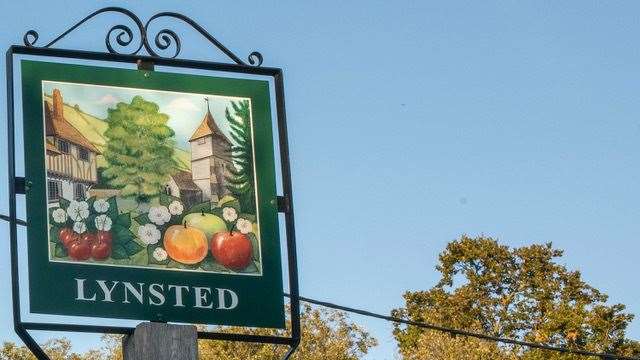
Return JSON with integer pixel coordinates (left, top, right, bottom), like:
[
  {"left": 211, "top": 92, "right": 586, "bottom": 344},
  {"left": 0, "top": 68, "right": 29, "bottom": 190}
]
[{"left": 189, "top": 98, "right": 233, "bottom": 202}]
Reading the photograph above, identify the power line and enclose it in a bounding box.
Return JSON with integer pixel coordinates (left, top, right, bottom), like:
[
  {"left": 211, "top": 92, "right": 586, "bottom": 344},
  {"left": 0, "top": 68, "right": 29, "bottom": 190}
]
[
  {"left": 0, "top": 214, "right": 634, "bottom": 359},
  {"left": 285, "top": 293, "right": 635, "bottom": 360}
]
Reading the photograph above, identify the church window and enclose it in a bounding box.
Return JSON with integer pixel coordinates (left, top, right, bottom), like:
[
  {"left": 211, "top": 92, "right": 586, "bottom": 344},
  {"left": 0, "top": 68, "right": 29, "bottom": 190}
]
[{"left": 198, "top": 137, "right": 206, "bottom": 145}]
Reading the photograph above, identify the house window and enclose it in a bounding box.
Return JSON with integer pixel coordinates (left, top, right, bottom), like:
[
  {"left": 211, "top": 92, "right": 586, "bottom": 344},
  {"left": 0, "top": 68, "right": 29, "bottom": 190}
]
[
  {"left": 48, "top": 180, "right": 62, "bottom": 202},
  {"left": 74, "top": 183, "right": 85, "bottom": 200},
  {"left": 57, "top": 139, "right": 69, "bottom": 153},
  {"left": 198, "top": 137, "right": 206, "bottom": 145},
  {"left": 78, "top": 147, "right": 89, "bottom": 161}
]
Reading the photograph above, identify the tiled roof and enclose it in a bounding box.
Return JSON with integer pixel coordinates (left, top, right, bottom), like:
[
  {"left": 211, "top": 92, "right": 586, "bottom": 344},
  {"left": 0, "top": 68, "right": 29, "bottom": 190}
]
[
  {"left": 171, "top": 170, "right": 201, "bottom": 191},
  {"left": 188, "top": 109, "right": 231, "bottom": 145},
  {"left": 45, "top": 101, "right": 101, "bottom": 154}
]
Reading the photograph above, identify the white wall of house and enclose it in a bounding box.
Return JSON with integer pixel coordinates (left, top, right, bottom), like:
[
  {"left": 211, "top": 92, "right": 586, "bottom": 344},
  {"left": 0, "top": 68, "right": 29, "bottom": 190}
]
[{"left": 165, "top": 177, "right": 180, "bottom": 198}]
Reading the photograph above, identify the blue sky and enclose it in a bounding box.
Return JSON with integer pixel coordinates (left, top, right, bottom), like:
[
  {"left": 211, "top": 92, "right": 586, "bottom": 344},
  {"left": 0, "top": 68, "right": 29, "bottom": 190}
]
[{"left": 1, "top": 1, "right": 640, "bottom": 359}]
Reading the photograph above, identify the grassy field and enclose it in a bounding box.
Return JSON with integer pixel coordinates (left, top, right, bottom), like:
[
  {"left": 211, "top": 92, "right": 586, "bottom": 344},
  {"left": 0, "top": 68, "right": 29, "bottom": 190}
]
[{"left": 46, "top": 95, "right": 191, "bottom": 171}]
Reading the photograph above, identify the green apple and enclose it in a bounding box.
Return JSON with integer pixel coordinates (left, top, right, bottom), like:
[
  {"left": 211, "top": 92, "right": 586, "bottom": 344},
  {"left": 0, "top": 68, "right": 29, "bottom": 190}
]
[{"left": 183, "top": 212, "right": 227, "bottom": 239}]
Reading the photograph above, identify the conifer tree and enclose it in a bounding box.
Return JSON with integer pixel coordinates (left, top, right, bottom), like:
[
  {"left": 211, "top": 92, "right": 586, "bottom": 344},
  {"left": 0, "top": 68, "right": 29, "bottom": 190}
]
[
  {"left": 225, "top": 100, "right": 255, "bottom": 213},
  {"left": 102, "top": 96, "right": 178, "bottom": 201}
]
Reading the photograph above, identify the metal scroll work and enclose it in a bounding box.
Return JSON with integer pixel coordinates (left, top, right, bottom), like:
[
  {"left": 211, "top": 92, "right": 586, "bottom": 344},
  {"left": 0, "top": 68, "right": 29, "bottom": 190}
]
[{"left": 22, "top": 7, "right": 264, "bottom": 66}]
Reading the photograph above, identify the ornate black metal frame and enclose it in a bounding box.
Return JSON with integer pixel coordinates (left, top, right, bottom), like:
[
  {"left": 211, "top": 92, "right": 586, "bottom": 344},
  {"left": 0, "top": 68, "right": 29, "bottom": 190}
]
[{"left": 4, "top": 7, "right": 300, "bottom": 360}]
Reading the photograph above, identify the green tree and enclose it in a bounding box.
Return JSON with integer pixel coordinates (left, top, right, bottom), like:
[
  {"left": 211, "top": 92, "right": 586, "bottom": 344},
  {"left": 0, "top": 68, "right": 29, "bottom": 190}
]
[
  {"left": 102, "top": 96, "right": 178, "bottom": 201},
  {"left": 198, "top": 304, "right": 377, "bottom": 360},
  {"left": 392, "top": 235, "right": 640, "bottom": 360},
  {"left": 1, "top": 338, "right": 104, "bottom": 360},
  {"left": 225, "top": 100, "right": 255, "bottom": 213},
  {"left": 97, "top": 304, "right": 376, "bottom": 360}
]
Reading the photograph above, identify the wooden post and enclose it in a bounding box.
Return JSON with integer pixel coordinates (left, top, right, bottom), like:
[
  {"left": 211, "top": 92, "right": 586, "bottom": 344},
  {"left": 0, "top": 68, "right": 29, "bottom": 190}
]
[{"left": 123, "top": 322, "right": 198, "bottom": 360}]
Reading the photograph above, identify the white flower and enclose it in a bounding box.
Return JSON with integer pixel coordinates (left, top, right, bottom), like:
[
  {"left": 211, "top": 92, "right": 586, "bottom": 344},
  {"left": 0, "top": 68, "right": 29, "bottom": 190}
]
[
  {"left": 152, "top": 247, "right": 168, "bottom": 262},
  {"left": 73, "top": 221, "right": 87, "bottom": 234},
  {"left": 148, "top": 206, "right": 171, "bottom": 225},
  {"left": 67, "top": 200, "right": 89, "bottom": 220},
  {"left": 138, "top": 223, "right": 161, "bottom": 245},
  {"left": 52, "top": 208, "right": 67, "bottom": 223},
  {"left": 222, "top": 207, "right": 238, "bottom": 222},
  {"left": 93, "top": 198, "right": 109, "bottom": 213},
  {"left": 168, "top": 201, "right": 184, "bottom": 216},
  {"left": 236, "top": 218, "right": 253, "bottom": 234},
  {"left": 94, "top": 214, "right": 112, "bottom": 231}
]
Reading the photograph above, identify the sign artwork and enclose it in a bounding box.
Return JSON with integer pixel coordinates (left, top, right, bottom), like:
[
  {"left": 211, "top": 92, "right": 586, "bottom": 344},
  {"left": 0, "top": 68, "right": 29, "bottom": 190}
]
[{"left": 22, "top": 60, "right": 285, "bottom": 328}]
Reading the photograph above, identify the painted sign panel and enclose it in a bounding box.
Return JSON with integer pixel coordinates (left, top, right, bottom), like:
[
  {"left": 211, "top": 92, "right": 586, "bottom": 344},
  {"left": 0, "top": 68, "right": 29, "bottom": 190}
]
[{"left": 21, "top": 60, "right": 285, "bottom": 328}]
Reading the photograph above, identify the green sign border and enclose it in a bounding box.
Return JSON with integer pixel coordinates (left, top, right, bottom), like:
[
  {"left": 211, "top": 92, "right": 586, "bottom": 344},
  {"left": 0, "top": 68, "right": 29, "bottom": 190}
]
[{"left": 21, "top": 60, "right": 285, "bottom": 328}]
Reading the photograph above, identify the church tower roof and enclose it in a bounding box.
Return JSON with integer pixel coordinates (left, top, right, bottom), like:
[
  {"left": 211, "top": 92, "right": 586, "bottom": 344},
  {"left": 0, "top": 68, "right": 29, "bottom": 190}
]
[{"left": 189, "top": 98, "right": 232, "bottom": 144}]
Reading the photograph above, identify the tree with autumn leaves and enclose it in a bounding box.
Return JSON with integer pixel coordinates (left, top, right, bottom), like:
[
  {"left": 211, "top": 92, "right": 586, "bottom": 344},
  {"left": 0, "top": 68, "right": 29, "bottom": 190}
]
[{"left": 392, "top": 235, "right": 640, "bottom": 359}]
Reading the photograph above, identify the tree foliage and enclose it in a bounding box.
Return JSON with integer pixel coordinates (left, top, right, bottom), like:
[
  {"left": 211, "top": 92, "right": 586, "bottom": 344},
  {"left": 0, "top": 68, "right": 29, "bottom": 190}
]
[
  {"left": 198, "top": 304, "right": 376, "bottom": 360},
  {"left": 225, "top": 100, "right": 255, "bottom": 213},
  {"left": 102, "top": 96, "right": 178, "bottom": 201},
  {"left": 1, "top": 305, "right": 375, "bottom": 360},
  {"left": 0, "top": 338, "right": 103, "bottom": 360},
  {"left": 392, "top": 235, "right": 640, "bottom": 360}
]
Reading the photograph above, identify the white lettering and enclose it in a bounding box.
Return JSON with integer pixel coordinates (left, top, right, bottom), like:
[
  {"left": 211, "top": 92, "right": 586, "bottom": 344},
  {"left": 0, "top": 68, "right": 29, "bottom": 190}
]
[
  {"left": 216, "top": 288, "right": 238, "bottom": 310},
  {"left": 168, "top": 285, "right": 190, "bottom": 307},
  {"left": 96, "top": 280, "right": 119, "bottom": 302},
  {"left": 75, "top": 278, "right": 96, "bottom": 301},
  {"left": 194, "top": 287, "right": 213, "bottom": 309},
  {"left": 149, "top": 283, "right": 165, "bottom": 306},
  {"left": 123, "top": 282, "right": 145, "bottom": 304}
]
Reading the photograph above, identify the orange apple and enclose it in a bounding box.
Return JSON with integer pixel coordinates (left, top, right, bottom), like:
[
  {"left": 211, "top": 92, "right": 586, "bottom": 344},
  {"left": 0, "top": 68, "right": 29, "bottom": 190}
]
[{"left": 163, "top": 224, "right": 208, "bottom": 265}]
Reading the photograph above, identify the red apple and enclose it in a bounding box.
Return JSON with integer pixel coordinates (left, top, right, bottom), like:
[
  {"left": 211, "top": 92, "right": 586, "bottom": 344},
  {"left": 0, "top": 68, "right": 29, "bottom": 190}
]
[
  {"left": 210, "top": 231, "right": 253, "bottom": 270},
  {"left": 59, "top": 227, "right": 77, "bottom": 248},
  {"left": 96, "top": 230, "right": 113, "bottom": 245},
  {"left": 68, "top": 239, "right": 91, "bottom": 260},
  {"left": 81, "top": 232, "right": 97, "bottom": 246},
  {"left": 91, "top": 240, "right": 111, "bottom": 260}
]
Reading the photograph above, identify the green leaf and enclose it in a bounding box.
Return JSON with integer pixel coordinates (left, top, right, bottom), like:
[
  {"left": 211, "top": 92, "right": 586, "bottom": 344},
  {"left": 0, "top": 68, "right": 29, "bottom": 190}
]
[
  {"left": 167, "top": 260, "right": 200, "bottom": 270},
  {"left": 59, "top": 198, "right": 70, "bottom": 210},
  {"left": 106, "top": 196, "right": 119, "bottom": 218},
  {"left": 116, "top": 212, "right": 131, "bottom": 228},
  {"left": 49, "top": 226, "right": 61, "bottom": 244},
  {"left": 240, "top": 261, "right": 259, "bottom": 274},
  {"left": 159, "top": 193, "right": 179, "bottom": 207},
  {"left": 248, "top": 232, "right": 260, "bottom": 261},
  {"left": 86, "top": 214, "right": 98, "bottom": 232},
  {"left": 200, "top": 257, "right": 231, "bottom": 273},
  {"left": 112, "top": 224, "right": 134, "bottom": 244},
  {"left": 186, "top": 201, "right": 212, "bottom": 215},
  {"left": 124, "top": 241, "right": 144, "bottom": 256},
  {"left": 134, "top": 213, "right": 149, "bottom": 225},
  {"left": 86, "top": 196, "right": 96, "bottom": 213},
  {"left": 111, "top": 244, "right": 129, "bottom": 259},
  {"left": 54, "top": 243, "right": 68, "bottom": 258},
  {"left": 219, "top": 198, "right": 241, "bottom": 213}
]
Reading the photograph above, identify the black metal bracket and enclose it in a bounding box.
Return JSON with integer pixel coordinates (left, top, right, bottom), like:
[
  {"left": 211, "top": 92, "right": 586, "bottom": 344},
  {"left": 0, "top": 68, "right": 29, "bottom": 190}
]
[
  {"left": 136, "top": 59, "right": 154, "bottom": 71},
  {"left": 5, "top": 7, "right": 299, "bottom": 360},
  {"left": 277, "top": 196, "right": 291, "bottom": 213},
  {"left": 22, "top": 7, "right": 263, "bottom": 66},
  {"left": 15, "top": 176, "right": 26, "bottom": 194}
]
